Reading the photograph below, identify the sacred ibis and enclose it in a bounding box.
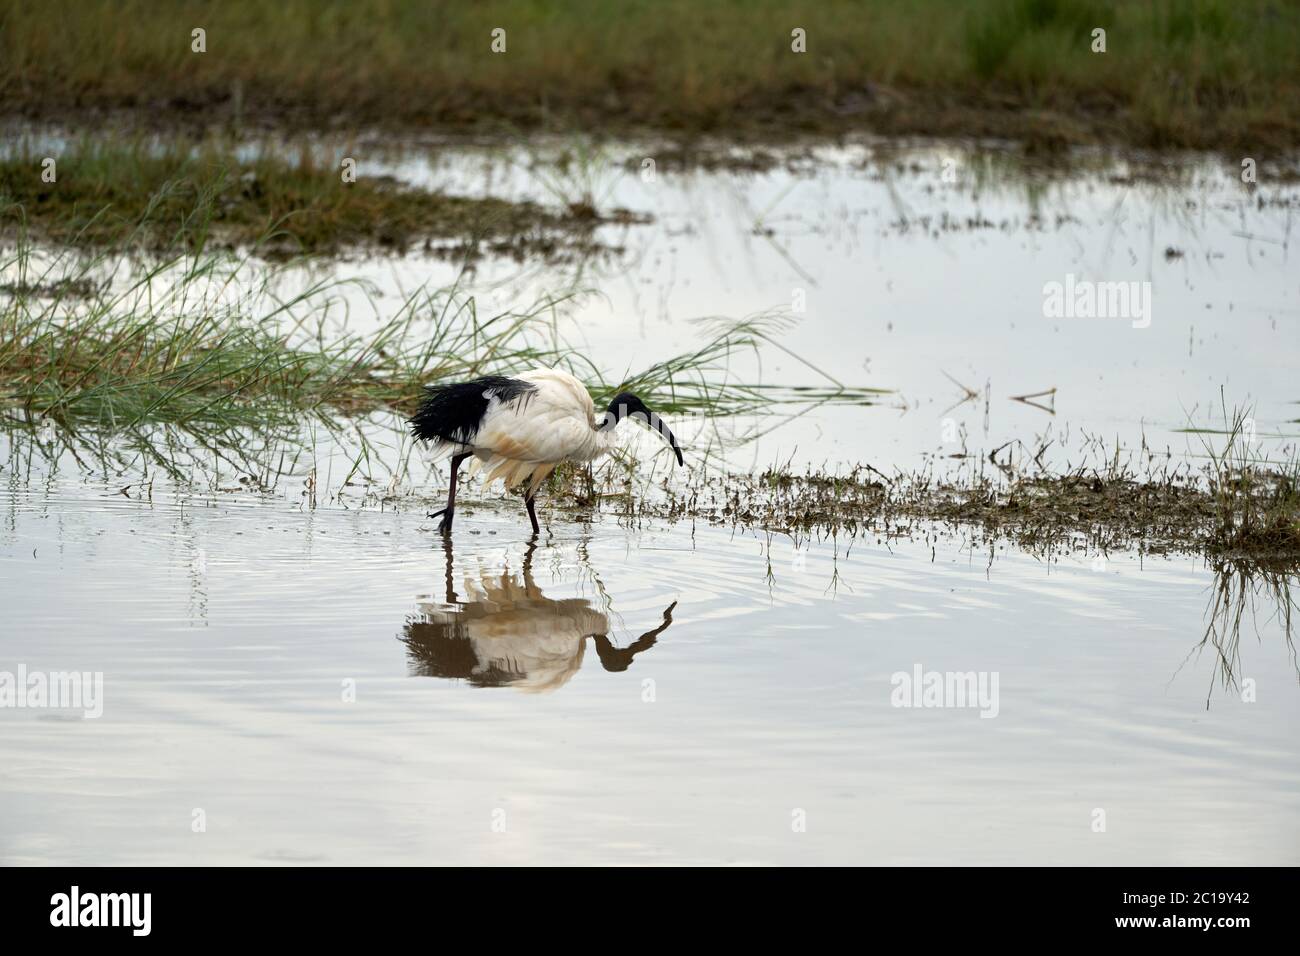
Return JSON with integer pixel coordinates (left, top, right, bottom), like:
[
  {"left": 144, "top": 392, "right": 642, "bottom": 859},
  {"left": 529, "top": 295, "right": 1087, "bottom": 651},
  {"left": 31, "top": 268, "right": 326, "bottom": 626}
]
[{"left": 409, "top": 368, "right": 684, "bottom": 534}]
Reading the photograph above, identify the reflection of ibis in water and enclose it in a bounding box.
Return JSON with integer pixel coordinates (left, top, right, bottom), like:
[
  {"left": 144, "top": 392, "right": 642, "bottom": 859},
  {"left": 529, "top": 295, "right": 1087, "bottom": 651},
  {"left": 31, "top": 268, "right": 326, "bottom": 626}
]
[{"left": 401, "top": 540, "right": 676, "bottom": 692}]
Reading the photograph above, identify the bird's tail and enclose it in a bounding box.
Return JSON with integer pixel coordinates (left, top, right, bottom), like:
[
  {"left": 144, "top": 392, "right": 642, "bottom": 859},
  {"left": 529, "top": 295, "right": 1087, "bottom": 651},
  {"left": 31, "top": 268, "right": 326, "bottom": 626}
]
[
  {"left": 470, "top": 456, "right": 557, "bottom": 494},
  {"left": 410, "top": 376, "right": 534, "bottom": 447}
]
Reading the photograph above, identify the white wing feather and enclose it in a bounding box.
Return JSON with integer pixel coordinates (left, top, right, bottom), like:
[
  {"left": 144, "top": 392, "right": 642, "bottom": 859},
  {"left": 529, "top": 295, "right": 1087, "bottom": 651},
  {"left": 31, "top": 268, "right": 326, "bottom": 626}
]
[{"left": 467, "top": 368, "right": 612, "bottom": 491}]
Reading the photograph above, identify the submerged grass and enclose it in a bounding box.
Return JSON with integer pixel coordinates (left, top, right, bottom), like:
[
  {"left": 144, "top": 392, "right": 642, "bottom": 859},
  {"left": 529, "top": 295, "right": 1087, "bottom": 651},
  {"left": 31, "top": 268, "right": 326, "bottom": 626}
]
[
  {"left": 516, "top": 396, "right": 1300, "bottom": 567},
  {"left": 637, "top": 412, "right": 1300, "bottom": 564},
  {"left": 2, "top": 0, "right": 1298, "bottom": 149},
  {"left": 687, "top": 463, "right": 1299, "bottom": 561},
  {"left": 0, "top": 139, "right": 614, "bottom": 257}
]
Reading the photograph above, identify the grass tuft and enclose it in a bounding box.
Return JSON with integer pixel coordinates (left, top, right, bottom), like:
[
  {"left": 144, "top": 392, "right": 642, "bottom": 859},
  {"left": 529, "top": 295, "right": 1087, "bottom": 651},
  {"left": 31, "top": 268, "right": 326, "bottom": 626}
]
[{"left": 0, "top": 234, "right": 877, "bottom": 437}]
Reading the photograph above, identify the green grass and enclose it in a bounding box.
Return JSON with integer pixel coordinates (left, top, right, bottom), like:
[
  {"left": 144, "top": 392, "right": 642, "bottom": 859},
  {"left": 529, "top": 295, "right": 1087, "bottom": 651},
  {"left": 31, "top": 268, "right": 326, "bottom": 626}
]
[
  {"left": 0, "top": 139, "right": 599, "bottom": 255},
  {"left": 1199, "top": 399, "right": 1300, "bottom": 556},
  {"left": 0, "top": 232, "right": 877, "bottom": 437},
  {"left": 1, "top": 0, "right": 1297, "bottom": 148}
]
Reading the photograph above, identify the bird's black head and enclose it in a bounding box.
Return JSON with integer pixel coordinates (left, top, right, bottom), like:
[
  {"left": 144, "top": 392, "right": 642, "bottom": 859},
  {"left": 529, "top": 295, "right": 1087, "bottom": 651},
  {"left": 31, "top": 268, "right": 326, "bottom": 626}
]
[{"left": 601, "top": 392, "right": 684, "bottom": 466}]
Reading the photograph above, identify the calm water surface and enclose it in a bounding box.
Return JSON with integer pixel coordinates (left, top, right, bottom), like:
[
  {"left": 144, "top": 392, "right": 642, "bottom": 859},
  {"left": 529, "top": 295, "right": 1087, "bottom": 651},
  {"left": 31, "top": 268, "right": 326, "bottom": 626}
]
[{"left": 1, "top": 474, "right": 1296, "bottom": 865}]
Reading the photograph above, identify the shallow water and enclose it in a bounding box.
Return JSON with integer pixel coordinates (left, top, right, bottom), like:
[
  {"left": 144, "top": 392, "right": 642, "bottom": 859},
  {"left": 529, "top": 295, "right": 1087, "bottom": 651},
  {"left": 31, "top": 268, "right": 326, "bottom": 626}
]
[
  {"left": 1, "top": 472, "right": 1297, "bottom": 865},
  {"left": 2, "top": 138, "right": 1299, "bottom": 865}
]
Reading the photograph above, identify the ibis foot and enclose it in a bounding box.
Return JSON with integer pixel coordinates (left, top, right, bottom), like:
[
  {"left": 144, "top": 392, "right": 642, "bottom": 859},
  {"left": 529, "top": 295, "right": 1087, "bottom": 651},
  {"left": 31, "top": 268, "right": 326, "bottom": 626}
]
[{"left": 427, "top": 507, "right": 454, "bottom": 533}]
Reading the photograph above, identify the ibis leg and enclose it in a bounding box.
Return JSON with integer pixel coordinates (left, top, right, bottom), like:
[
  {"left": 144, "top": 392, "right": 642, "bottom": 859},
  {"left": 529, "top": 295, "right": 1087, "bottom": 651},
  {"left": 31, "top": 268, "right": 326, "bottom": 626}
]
[
  {"left": 429, "top": 453, "right": 470, "bottom": 533},
  {"left": 525, "top": 493, "right": 540, "bottom": 535}
]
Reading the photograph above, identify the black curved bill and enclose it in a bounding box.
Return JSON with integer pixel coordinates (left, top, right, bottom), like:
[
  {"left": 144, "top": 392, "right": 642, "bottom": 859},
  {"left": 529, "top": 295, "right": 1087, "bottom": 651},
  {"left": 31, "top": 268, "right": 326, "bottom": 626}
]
[{"left": 635, "top": 409, "right": 684, "bottom": 466}]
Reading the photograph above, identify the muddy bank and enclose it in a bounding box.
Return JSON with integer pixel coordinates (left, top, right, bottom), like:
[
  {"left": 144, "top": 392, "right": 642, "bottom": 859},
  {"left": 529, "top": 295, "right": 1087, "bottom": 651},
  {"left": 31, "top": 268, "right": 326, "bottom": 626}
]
[
  {"left": 548, "top": 459, "right": 1300, "bottom": 564},
  {"left": 714, "top": 469, "right": 1297, "bottom": 558}
]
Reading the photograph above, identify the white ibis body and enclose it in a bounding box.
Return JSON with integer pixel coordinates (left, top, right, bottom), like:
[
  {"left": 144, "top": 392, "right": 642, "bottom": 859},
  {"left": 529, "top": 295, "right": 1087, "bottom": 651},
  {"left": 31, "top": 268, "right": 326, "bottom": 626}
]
[{"left": 409, "top": 368, "right": 684, "bottom": 533}]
